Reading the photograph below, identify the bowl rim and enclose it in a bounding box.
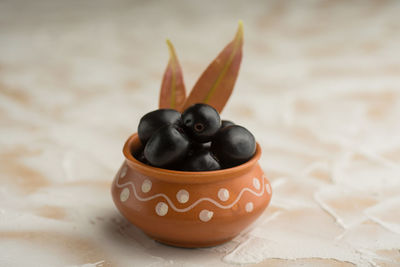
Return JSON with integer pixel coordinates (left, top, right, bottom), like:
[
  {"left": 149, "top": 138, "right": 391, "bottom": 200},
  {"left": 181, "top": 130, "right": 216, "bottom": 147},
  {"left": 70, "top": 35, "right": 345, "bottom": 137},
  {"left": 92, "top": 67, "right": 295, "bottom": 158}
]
[{"left": 122, "top": 133, "right": 262, "bottom": 184}]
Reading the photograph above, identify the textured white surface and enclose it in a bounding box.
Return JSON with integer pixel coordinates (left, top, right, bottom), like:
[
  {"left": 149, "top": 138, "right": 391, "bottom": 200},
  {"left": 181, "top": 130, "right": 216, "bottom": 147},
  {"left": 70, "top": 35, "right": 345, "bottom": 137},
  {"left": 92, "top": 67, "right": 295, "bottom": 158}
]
[{"left": 1, "top": 0, "right": 400, "bottom": 266}]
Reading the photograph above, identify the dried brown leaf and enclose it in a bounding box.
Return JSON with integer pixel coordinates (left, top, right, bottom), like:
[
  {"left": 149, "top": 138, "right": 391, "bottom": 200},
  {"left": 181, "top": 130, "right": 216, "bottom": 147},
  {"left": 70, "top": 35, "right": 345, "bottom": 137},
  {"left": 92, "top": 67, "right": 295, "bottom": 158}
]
[
  {"left": 182, "top": 21, "right": 244, "bottom": 113},
  {"left": 159, "top": 40, "right": 186, "bottom": 111}
]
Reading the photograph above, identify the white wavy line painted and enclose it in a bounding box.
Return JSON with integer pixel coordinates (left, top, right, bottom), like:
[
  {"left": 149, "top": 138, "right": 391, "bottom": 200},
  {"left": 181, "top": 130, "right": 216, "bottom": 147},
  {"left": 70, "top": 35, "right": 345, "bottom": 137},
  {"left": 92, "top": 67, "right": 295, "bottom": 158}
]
[{"left": 116, "top": 168, "right": 268, "bottom": 213}]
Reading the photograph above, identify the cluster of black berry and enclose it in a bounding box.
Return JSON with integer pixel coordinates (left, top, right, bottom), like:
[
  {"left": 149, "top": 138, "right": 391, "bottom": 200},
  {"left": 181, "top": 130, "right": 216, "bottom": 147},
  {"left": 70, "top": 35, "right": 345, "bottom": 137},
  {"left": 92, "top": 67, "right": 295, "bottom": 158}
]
[{"left": 134, "top": 103, "right": 256, "bottom": 171}]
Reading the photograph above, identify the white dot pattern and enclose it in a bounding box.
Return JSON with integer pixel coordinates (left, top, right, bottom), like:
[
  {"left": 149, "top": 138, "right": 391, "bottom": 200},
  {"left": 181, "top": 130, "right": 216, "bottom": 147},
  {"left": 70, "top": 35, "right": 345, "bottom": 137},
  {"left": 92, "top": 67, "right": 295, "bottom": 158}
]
[
  {"left": 141, "top": 179, "right": 152, "bottom": 193},
  {"left": 199, "top": 210, "right": 214, "bottom": 222},
  {"left": 218, "top": 188, "right": 230, "bottom": 201},
  {"left": 176, "top": 189, "right": 189, "bottom": 203},
  {"left": 120, "top": 166, "right": 128, "bottom": 178},
  {"left": 120, "top": 188, "right": 130, "bottom": 202},
  {"left": 245, "top": 202, "right": 254, "bottom": 212},
  {"left": 155, "top": 202, "right": 168, "bottom": 216},
  {"left": 253, "top": 177, "right": 260, "bottom": 190},
  {"left": 266, "top": 183, "right": 272, "bottom": 195}
]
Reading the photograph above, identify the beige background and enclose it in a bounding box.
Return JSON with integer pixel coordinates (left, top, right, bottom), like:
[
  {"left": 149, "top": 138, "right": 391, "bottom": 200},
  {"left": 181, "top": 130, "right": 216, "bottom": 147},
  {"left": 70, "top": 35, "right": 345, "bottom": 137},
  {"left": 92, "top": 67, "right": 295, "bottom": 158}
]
[{"left": 1, "top": 0, "right": 400, "bottom": 266}]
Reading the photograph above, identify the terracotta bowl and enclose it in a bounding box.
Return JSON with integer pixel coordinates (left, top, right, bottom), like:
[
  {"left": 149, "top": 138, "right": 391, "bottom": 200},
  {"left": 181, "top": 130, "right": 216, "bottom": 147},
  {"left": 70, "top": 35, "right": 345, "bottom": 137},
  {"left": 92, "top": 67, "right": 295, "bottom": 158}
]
[{"left": 111, "top": 133, "right": 272, "bottom": 248}]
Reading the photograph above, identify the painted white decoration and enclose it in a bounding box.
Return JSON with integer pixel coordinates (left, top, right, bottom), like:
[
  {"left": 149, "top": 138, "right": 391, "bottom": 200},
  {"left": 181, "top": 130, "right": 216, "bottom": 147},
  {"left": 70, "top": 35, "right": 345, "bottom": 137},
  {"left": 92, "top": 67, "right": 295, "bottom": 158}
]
[
  {"left": 218, "top": 188, "right": 230, "bottom": 201},
  {"left": 116, "top": 174, "right": 268, "bottom": 212},
  {"left": 266, "top": 183, "right": 271, "bottom": 195},
  {"left": 199, "top": 210, "right": 214, "bottom": 222},
  {"left": 120, "top": 188, "right": 130, "bottom": 202},
  {"left": 176, "top": 189, "right": 189, "bottom": 203},
  {"left": 155, "top": 202, "right": 168, "bottom": 216},
  {"left": 120, "top": 166, "right": 128, "bottom": 178},
  {"left": 141, "top": 179, "right": 152, "bottom": 193},
  {"left": 245, "top": 202, "right": 254, "bottom": 212},
  {"left": 253, "top": 177, "right": 260, "bottom": 190}
]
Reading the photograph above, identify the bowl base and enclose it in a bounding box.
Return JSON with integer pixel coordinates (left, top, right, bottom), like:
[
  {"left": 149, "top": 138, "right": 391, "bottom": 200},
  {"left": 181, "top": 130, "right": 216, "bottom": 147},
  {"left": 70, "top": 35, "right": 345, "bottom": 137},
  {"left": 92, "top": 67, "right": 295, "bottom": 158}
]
[{"left": 153, "top": 236, "right": 235, "bottom": 248}]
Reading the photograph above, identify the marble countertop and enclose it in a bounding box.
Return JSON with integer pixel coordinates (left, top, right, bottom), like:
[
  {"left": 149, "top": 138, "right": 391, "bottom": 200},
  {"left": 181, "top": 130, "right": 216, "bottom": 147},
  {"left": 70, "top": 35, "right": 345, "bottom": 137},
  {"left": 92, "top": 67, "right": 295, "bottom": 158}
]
[{"left": 1, "top": 0, "right": 400, "bottom": 266}]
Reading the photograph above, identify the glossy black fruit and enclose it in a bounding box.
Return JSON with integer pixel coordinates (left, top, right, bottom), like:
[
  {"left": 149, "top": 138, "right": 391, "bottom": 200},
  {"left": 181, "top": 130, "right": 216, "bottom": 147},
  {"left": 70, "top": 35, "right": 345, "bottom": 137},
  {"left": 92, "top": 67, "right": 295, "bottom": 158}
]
[
  {"left": 211, "top": 125, "right": 256, "bottom": 168},
  {"left": 182, "top": 104, "right": 221, "bottom": 143},
  {"left": 133, "top": 148, "right": 148, "bottom": 164},
  {"left": 190, "top": 141, "right": 211, "bottom": 150},
  {"left": 187, "top": 142, "right": 211, "bottom": 158},
  {"left": 182, "top": 149, "right": 221, "bottom": 171},
  {"left": 144, "top": 124, "right": 189, "bottom": 168},
  {"left": 138, "top": 109, "right": 181, "bottom": 145},
  {"left": 221, "top": 120, "right": 235, "bottom": 128}
]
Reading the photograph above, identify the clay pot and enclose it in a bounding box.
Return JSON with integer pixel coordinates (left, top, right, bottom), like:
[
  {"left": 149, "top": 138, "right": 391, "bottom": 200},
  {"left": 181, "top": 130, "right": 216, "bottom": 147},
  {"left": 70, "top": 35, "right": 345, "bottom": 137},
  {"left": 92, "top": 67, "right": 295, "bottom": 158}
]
[{"left": 111, "top": 133, "right": 272, "bottom": 248}]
